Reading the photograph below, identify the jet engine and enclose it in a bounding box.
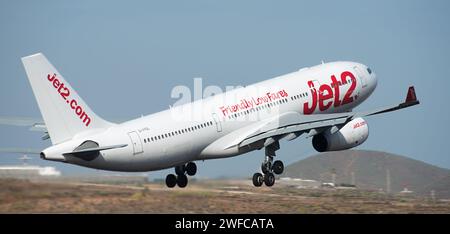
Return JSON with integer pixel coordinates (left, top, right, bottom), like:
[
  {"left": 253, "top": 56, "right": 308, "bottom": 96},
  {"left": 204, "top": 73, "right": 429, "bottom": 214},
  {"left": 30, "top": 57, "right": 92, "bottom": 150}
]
[{"left": 312, "top": 117, "right": 369, "bottom": 152}]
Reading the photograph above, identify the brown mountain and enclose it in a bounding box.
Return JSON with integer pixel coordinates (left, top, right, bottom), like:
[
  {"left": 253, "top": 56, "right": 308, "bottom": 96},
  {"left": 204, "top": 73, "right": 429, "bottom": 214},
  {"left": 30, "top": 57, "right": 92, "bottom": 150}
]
[{"left": 284, "top": 150, "right": 450, "bottom": 198}]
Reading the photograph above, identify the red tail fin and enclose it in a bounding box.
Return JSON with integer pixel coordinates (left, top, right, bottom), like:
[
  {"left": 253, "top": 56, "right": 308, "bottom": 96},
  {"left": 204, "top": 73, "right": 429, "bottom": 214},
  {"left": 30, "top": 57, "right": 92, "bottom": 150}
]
[{"left": 405, "top": 86, "right": 417, "bottom": 103}]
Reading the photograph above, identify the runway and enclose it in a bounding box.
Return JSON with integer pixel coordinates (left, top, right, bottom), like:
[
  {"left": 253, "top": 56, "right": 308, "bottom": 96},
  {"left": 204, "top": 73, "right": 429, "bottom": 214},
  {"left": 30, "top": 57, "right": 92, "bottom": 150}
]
[{"left": 0, "top": 178, "right": 449, "bottom": 213}]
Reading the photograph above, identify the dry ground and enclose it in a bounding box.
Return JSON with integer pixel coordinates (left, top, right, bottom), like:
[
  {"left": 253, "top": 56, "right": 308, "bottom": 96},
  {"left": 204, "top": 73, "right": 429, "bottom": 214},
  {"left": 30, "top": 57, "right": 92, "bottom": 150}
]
[{"left": 0, "top": 178, "right": 449, "bottom": 213}]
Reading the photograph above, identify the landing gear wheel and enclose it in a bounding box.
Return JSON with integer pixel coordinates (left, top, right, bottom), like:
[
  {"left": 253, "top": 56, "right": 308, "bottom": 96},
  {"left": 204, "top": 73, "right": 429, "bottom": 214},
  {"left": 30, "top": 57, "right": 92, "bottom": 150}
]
[
  {"left": 165, "top": 174, "right": 177, "bottom": 188},
  {"left": 175, "top": 165, "right": 185, "bottom": 175},
  {"left": 261, "top": 162, "right": 271, "bottom": 174},
  {"left": 264, "top": 173, "right": 275, "bottom": 187},
  {"left": 252, "top": 173, "right": 264, "bottom": 187},
  {"left": 273, "top": 160, "right": 284, "bottom": 175},
  {"left": 186, "top": 162, "right": 197, "bottom": 176},
  {"left": 176, "top": 174, "right": 188, "bottom": 188}
]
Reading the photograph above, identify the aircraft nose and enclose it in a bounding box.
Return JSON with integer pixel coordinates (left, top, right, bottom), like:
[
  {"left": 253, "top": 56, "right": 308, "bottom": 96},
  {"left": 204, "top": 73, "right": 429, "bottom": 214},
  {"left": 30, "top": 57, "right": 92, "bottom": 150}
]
[
  {"left": 365, "top": 66, "right": 377, "bottom": 91},
  {"left": 370, "top": 70, "right": 377, "bottom": 90}
]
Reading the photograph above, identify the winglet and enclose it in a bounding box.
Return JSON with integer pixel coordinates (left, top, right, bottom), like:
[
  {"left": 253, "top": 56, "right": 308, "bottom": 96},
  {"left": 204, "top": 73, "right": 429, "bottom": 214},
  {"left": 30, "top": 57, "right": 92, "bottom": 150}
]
[
  {"left": 405, "top": 86, "right": 417, "bottom": 103},
  {"left": 359, "top": 86, "right": 419, "bottom": 117}
]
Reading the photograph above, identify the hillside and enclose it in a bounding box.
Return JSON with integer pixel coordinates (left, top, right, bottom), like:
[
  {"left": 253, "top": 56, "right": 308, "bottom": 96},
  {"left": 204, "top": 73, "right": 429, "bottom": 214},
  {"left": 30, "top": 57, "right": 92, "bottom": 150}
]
[{"left": 284, "top": 150, "right": 450, "bottom": 198}]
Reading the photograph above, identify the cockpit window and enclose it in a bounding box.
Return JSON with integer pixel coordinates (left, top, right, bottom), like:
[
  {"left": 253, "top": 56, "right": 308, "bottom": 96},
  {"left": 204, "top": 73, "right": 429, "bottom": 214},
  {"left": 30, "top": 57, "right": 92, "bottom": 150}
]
[{"left": 367, "top": 67, "right": 372, "bottom": 74}]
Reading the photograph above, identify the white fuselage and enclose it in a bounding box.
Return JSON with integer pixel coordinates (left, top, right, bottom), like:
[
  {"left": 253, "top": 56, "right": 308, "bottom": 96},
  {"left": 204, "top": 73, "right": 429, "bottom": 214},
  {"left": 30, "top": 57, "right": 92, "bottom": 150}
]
[{"left": 44, "top": 61, "right": 377, "bottom": 171}]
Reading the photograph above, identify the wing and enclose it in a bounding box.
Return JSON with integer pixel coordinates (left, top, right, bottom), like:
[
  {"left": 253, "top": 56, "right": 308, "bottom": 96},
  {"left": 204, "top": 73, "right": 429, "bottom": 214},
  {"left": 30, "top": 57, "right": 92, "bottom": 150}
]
[
  {"left": 355, "top": 86, "right": 419, "bottom": 117},
  {"left": 201, "top": 86, "right": 419, "bottom": 157}
]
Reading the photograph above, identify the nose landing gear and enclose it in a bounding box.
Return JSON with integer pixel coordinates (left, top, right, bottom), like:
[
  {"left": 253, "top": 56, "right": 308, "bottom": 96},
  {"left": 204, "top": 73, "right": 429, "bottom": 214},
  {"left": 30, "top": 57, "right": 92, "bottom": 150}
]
[
  {"left": 252, "top": 141, "right": 284, "bottom": 187},
  {"left": 166, "top": 162, "right": 197, "bottom": 188}
]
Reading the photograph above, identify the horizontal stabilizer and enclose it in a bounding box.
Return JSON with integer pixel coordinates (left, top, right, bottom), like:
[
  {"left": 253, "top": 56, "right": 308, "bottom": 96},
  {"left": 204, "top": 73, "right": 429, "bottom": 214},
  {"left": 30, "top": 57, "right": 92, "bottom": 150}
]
[{"left": 0, "top": 147, "right": 41, "bottom": 154}]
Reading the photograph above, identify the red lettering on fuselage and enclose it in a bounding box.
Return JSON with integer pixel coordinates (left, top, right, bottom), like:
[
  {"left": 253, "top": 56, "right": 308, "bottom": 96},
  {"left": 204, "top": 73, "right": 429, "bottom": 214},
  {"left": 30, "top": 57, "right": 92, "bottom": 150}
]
[
  {"left": 341, "top": 71, "right": 356, "bottom": 105},
  {"left": 303, "top": 71, "right": 357, "bottom": 114},
  {"left": 330, "top": 75, "right": 341, "bottom": 107},
  {"left": 319, "top": 83, "right": 333, "bottom": 111},
  {"left": 303, "top": 81, "right": 318, "bottom": 115}
]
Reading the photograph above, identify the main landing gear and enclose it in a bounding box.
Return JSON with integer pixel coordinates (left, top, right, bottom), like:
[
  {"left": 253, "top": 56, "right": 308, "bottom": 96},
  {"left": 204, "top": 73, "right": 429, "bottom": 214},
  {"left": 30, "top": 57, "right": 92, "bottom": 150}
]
[
  {"left": 252, "top": 141, "right": 284, "bottom": 187},
  {"left": 165, "top": 162, "right": 197, "bottom": 188}
]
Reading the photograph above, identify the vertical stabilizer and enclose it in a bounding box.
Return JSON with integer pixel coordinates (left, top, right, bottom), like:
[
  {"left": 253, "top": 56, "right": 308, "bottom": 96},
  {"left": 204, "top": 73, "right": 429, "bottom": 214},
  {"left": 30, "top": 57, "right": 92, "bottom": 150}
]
[{"left": 21, "top": 53, "right": 113, "bottom": 145}]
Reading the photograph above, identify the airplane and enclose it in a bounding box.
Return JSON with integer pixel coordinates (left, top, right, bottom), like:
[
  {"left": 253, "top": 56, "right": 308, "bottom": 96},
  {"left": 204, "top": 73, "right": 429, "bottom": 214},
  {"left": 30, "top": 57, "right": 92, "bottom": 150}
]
[{"left": 4, "top": 53, "right": 419, "bottom": 188}]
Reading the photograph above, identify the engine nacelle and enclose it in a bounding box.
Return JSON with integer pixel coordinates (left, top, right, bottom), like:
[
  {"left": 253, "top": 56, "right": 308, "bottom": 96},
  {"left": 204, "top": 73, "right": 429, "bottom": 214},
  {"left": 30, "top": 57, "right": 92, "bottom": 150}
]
[{"left": 312, "top": 117, "right": 369, "bottom": 152}]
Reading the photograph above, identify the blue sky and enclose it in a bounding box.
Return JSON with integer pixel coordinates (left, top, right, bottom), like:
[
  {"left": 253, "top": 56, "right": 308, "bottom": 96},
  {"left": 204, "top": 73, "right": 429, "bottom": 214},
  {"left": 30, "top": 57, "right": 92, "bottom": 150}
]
[{"left": 0, "top": 0, "right": 449, "bottom": 178}]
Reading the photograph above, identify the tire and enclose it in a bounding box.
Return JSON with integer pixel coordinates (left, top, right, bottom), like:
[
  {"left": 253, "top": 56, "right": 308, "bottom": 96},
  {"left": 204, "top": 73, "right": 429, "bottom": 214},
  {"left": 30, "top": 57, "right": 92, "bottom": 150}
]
[
  {"left": 165, "top": 174, "right": 177, "bottom": 188},
  {"left": 273, "top": 160, "right": 284, "bottom": 175},
  {"left": 264, "top": 173, "right": 275, "bottom": 187},
  {"left": 252, "top": 173, "right": 264, "bottom": 187},
  {"left": 176, "top": 174, "right": 188, "bottom": 188},
  {"left": 261, "top": 162, "right": 270, "bottom": 174},
  {"left": 186, "top": 162, "right": 197, "bottom": 176},
  {"left": 175, "top": 165, "right": 185, "bottom": 175}
]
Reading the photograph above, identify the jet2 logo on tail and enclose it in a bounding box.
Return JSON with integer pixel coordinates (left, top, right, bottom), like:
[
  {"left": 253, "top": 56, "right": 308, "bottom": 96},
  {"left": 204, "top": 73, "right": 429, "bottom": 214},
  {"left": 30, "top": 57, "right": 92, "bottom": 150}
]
[
  {"left": 47, "top": 74, "right": 91, "bottom": 126},
  {"left": 303, "top": 71, "right": 357, "bottom": 114}
]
